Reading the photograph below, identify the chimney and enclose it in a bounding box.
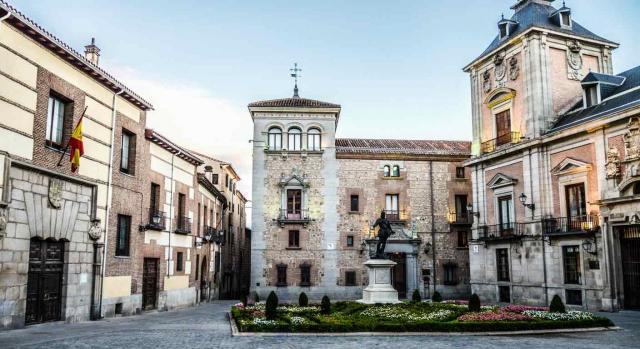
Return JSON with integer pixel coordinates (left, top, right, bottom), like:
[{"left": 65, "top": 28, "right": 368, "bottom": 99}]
[{"left": 84, "top": 38, "right": 100, "bottom": 66}]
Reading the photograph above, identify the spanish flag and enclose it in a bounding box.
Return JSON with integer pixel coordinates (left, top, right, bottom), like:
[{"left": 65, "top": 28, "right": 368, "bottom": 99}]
[{"left": 69, "top": 113, "right": 84, "bottom": 173}]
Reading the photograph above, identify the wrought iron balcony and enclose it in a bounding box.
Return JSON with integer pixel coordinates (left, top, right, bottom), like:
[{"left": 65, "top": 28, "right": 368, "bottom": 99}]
[
  {"left": 277, "top": 209, "right": 311, "bottom": 226},
  {"left": 477, "top": 222, "right": 526, "bottom": 241},
  {"left": 383, "top": 210, "right": 407, "bottom": 222},
  {"left": 447, "top": 211, "right": 471, "bottom": 225},
  {"left": 542, "top": 215, "right": 600, "bottom": 236},
  {"left": 481, "top": 132, "right": 522, "bottom": 154},
  {"left": 147, "top": 209, "right": 166, "bottom": 231},
  {"left": 175, "top": 215, "right": 192, "bottom": 234}
]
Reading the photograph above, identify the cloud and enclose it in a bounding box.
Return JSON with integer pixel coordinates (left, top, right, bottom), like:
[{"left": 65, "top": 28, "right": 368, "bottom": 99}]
[{"left": 106, "top": 64, "right": 254, "bottom": 202}]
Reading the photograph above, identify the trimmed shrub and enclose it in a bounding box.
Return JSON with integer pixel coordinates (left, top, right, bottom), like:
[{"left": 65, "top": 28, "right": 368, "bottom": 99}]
[
  {"left": 468, "top": 293, "right": 481, "bottom": 312},
  {"left": 412, "top": 289, "right": 422, "bottom": 303},
  {"left": 321, "top": 295, "right": 331, "bottom": 315},
  {"left": 254, "top": 292, "right": 260, "bottom": 303},
  {"left": 550, "top": 295, "right": 566, "bottom": 313},
  {"left": 240, "top": 293, "right": 248, "bottom": 306},
  {"left": 431, "top": 291, "right": 442, "bottom": 303},
  {"left": 266, "top": 291, "right": 278, "bottom": 320},
  {"left": 299, "top": 292, "right": 309, "bottom": 307}
]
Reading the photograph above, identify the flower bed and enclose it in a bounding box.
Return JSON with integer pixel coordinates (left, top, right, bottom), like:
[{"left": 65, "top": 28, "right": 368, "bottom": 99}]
[{"left": 231, "top": 301, "right": 614, "bottom": 333}]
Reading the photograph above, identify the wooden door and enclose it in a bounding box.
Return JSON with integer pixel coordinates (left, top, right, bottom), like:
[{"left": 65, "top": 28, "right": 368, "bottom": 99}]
[
  {"left": 25, "top": 239, "right": 64, "bottom": 325},
  {"left": 495, "top": 110, "right": 511, "bottom": 146},
  {"left": 565, "top": 183, "right": 586, "bottom": 230},
  {"left": 142, "top": 258, "right": 159, "bottom": 310},
  {"left": 390, "top": 253, "right": 407, "bottom": 298},
  {"left": 621, "top": 226, "right": 640, "bottom": 309}
]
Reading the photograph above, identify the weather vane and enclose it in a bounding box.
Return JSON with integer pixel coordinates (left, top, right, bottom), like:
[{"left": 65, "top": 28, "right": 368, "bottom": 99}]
[{"left": 290, "top": 63, "right": 302, "bottom": 97}]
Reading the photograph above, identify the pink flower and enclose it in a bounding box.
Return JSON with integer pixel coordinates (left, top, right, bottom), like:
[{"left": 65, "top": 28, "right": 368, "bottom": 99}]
[
  {"left": 502, "top": 304, "right": 549, "bottom": 313},
  {"left": 458, "top": 311, "right": 532, "bottom": 321}
]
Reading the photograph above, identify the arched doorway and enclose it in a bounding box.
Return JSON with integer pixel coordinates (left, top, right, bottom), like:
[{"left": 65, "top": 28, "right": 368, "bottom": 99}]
[
  {"left": 200, "top": 257, "right": 208, "bottom": 302},
  {"left": 25, "top": 237, "right": 65, "bottom": 325}
]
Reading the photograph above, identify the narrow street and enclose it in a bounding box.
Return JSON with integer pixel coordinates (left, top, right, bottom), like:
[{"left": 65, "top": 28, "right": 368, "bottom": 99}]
[{"left": 0, "top": 301, "right": 637, "bottom": 349}]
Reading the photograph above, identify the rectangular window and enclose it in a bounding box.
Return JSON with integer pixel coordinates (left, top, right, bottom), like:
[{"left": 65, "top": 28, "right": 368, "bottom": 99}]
[
  {"left": 225, "top": 174, "right": 229, "bottom": 188},
  {"left": 585, "top": 86, "right": 598, "bottom": 107},
  {"left": 120, "top": 129, "right": 135, "bottom": 174},
  {"left": 456, "top": 166, "right": 465, "bottom": 179},
  {"left": 385, "top": 194, "right": 399, "bottom": 219},
  {"left": 566, "top": 289, "right": 583, "bottom": 305},
  {"left": 443, "top": 264, "right": 458, "bottom": 285},
  {"left": 498, "top": 196, "right": 513, "bottom": 234},
  {"left": 300, "top": 265, "right": 311, "bottom": 287},
  {"left": 288, "top": 129, "right": 302, "bottom": 151},
  {"left": 496, "top": 248, "right": 510, "bottom": 282},
  {"left": 498, "top": 286, "right": 511, "bottom": 303},
  {"left": 350, "top": 195, "right": 359, "bottom": 212},
  {"left": 563, "top": 245, "right": 582, "bottom": 284},
  {"left": 457, "top": 230, "right": 469, "bottom": 248},
  {"left": 455, "top": 195, "right": 468, "bottom": 221},
  {"left": 276, "top": 264, "right": 287, "bottom": 287},
  {"left": 561, "top": 12, "right": 571, "bottom": 27},
  {"left": 150, "top": 183, "right": 160, "bottom": 211},
  {"left": 195, "top": 254, "right": 200, "bottom": 280},
  {"left": 345, "top": 271, "right": 356, "bottom": 286},
  {"left": 499, "top": 24, "right": 508, "bottom": 39},
  {"left": 565, "top": 183, "right": 586, "bottom": 229},
  {"left": 495, "top": 110, "right": 512, "bottom": 146},
  {"left": 116, "top": 215, "right": 131, "bottom": 256},
  {"left": 46, "top": 95, "right": 66, "bottom": 147},
  {"left": 288, "top": 230, "right": 300, "bottom": 248},
  {"left": 176, "top": 252, "right": 183, "bottom": 272},
  {"left": 346, "top": 235, "right": 354, "bottom": 247},
  {"left": 307, "top": 130, "right": 321, "bottom": 151},
  {"left": 286, "top": 189, "right": 302, "bottom": 219}
]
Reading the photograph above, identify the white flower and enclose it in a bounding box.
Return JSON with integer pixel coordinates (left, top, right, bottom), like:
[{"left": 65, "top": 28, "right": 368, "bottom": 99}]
[
  {"left": 522, "top": 310, "right": 595, "bottom": 321},
  {"left": 290, "top": 316, "right": 307, "bottom": 325},
  {"left": 360, "top": 306, "right": 453, "bottom": 322},
  {"left": 252, "top": 317, "right": 278, "bottom": 326}
]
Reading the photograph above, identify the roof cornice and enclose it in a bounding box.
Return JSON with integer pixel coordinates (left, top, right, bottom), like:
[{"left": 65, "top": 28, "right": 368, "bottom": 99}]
[
  {"left": 0, "top": 1, "right": 153, "bottom": 110},
  {"left": 145, "top": 129, "right": 204, "bottom": 166}
]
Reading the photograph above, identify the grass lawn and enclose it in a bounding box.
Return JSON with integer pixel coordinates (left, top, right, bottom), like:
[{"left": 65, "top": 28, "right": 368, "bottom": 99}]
[{"left": 231, "top": 301, "right": 615, "bottom": 333}]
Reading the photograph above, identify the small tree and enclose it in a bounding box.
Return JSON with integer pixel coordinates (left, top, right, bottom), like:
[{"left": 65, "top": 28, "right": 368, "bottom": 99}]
[
  {"left": 550, "top": 295, "right": 566, "bottom": 313},
  {"left": 240, "top": 293, "right": 248, "bottom": 307},
  {"left": 299, "top": 292, "right": 309, "bottom": 307},
  {"left": 412, "top": 289, "right": 422, "bottom": 303},
  {"left": 431, "top": 291, "right": 442, "bottom": 303},
  {"left": 254, "top": 292, "right": 260, "bottom": 303},
  {"left": 265, "top": 291, "right": 279, "bottom": 320},
  {"left": 321, "top": 295, "right": 331, "bottom": 315},
  {"left": 468, "top": 293, "right": 481, "bottom": 312}
]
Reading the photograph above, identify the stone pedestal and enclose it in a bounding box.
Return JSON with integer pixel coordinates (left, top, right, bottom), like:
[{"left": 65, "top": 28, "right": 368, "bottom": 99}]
[{"left": 358, "top": 259, "right": 400, "bottom": 304}]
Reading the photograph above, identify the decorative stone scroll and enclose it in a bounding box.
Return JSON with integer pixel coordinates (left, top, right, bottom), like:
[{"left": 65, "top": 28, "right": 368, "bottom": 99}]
[
  {"left": 605, "top": 148, "right": 621, "bottom": 179},
  {"left": 88, "top": 220, "right": 103, "bottom": 241},
  {"left": 48, "top": 178, "right": 63, "bottom": 209},
  {"left": 567, "top": 40, "right": 583, "bottom": 81}
]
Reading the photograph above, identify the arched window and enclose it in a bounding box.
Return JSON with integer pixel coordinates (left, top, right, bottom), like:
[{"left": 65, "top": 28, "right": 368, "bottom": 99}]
[
  {"left": 383, "top": 165, "right": 391, "bottom": 177},
  {"left": 633, "top": 182, "right": 640, "bottom": 195},
  {"left": 267, "top": 127, "right": 282, "bottom": 150},
  {"left": 288, "top": 127, "right": 302, "bottom": 151},
  {"left": 391, "top": 165, "right": 400, "bottom": 177},
  {"left": 307, "top": 128, "right": 321, "bottom": 151}
]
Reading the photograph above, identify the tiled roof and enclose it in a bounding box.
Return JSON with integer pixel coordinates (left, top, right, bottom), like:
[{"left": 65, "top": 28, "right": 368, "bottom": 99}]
[
  {"left": 248, "top": 97, "right": 340, "bottom": 109},
  {"left": 335, "top": 138, "right": 471, "bottom": 157},
  {"left": 468, "top": 2, "right": 617, "bottom": 68},
  {"left": 0, "top": 1, "right": 153, "bottom": 110},
  {"left": 582, "top": 72, "right": 626, "bottom": 86},
  {"left": 551, "top": 66, "right": 640, "bottom": 132},
  {"left": 145, "top": 129, "right": 204, "bottom": 165}
]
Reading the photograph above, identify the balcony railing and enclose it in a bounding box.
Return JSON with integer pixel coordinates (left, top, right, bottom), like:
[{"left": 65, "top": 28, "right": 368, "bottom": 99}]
[
  {"left": 478, "top": 222, "right": 526, "bottom": 240},
  {"left": 384, "top": 210, "right": 407, "bottom": 222},
  {"left": 542, "top": 215, "right": 600, "bottom": 236},
  {"left": 277, "top": 209, "right": 311, "bottom": 226},
  {"left": 448, "top": 211, "right": 471, "bottom": 225},
  {"left": 175, "top": 215, "right": 192, "bottom": 234},
  {"left": 147, "top": 208, "right": 166, "bottom": 230},
  {"left": 481, "top": 132, "right": 522, "bottom": 154}
]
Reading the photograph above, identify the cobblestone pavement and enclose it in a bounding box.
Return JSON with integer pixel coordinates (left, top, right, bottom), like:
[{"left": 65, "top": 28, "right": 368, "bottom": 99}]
[{"left": 0, "top": 301, "right": 638, "bottom": 349}]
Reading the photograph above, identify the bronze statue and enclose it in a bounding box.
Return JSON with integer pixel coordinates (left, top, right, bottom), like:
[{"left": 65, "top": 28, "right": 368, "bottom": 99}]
[{"left": 372, "top": 211, "right": 395, "bottom": 259}]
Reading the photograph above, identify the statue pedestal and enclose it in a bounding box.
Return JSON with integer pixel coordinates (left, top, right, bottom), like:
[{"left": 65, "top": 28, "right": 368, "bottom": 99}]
[{"left": 357, "top": 259, "right": 400, "bottom": 304}]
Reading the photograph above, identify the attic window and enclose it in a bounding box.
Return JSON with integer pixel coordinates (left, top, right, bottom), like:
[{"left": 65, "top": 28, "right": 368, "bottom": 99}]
[
  {"left": 499, "top": 23, "right": 508, "bottom": 39},
  {"left": 584, "top": 85, "right": 599, "bottom": 108},
  {"left": 560, "top": 11, "right": 571, "bottom": 27}
]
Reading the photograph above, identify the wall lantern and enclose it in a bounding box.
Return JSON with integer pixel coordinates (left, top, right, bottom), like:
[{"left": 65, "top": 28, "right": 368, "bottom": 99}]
[
  {"left": 582, "top": 235, "right": 598, "bottom": 256},
  {"left": 466, "top": 203, "right": 480, "bottom": 218},
  {"left": 518, "top": 193, "right": 535, "bottom": 211}
]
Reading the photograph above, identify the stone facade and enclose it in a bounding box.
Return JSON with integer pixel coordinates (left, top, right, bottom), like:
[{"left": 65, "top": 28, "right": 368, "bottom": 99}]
[{"left": 463, "top": 0, "right": 639, "bottom": 311}]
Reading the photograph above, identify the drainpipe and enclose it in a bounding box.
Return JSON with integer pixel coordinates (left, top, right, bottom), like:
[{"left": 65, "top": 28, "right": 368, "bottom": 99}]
[
  {"left": 98, "top": 89, "right": 124, "bottom": 318},
  {"left": 167, "top": 150, "right": 182, "bottom": 278},
  {"left": 535, "top": 147, "right": 549, "bottom": 306},
  {"left": 429, "top": 161, "right": 437, "bottom": 297},
  {"left": 1, "top": 11, "right": 11, "bottom": 22}
]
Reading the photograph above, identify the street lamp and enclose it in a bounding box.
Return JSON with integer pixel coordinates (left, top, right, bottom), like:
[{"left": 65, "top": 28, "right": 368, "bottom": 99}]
[
  {"left": 466, "top": 203, "right": 480, "bottom": 218},
  {"left": 519, "top": 193, "right": 535, "bottom": 211}
]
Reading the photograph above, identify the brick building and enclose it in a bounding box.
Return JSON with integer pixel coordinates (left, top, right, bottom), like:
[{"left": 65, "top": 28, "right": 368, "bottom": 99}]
[
  {"left": 463, "top": 0, "right": 640, "bottom": 310},
  {"left": 249, "top": 93, "right": 472, "bottom": 301}
]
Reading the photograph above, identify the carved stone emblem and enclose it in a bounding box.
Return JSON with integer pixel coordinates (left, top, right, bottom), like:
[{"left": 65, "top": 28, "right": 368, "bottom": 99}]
[
  {"left": 509, "top": 56, "right": 520, "bottom": 80},
  {"left": 605, "top": 148, "right": 621, "bottom": 179},
  {"left": 482, "top": 70, "right": 492, "bottom": 93},
  {"left": 494, "top": 51, "right": 507, "bottom": 82},
  {"left": 48, "top": 178, "right": 63, "bottom": 209},
  {"left": 0, "top": 208, "right": 7, "bottom": 240},
  {"left": 567, "top": 40, "right": 583, "bottom": 80},
  {"left": 88, "top": 220, "right": 103, "bottom": 241},
  {"left": 624, "top": 117, "right": 640, "bottom": 161}
]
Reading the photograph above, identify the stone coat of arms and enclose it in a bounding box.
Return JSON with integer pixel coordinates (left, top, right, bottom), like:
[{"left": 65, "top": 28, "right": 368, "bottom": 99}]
[
  {"left": 494, "top": 51, "right": 507, "bottom": 82},
  {"left": 605, "top": 148, "right": 621, "bottom": 179},
  {"left": 0, "top": 208, "right": 7, "bottom": 240},
  {"left": 48, "top": 178, "right": 63, "bottom": 209},
  {"left": 567, "top": 40, "right": 583, "bottom": 81},
  {"left": 88, "top": 220, "right": 103, "bottom": 241},
  {"left": 624, "top": 117, "right": 640, "bottom": 161},
  {"left": 509, "top": 56, "right": 519, "bottom": 80},
  {"left": 482, "top": 70, "right": 492, "bottom": 93}
]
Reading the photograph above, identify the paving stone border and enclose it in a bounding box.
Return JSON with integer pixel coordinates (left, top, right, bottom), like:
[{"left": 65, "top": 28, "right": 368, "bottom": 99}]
[{"left": 227, "top": 312, "right": 620, "bottom": 337}]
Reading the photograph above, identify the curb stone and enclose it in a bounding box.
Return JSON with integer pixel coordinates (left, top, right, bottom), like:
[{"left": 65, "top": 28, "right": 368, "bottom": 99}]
[{"left": 228, "top": 313, "right": 620, "bottom": 337}]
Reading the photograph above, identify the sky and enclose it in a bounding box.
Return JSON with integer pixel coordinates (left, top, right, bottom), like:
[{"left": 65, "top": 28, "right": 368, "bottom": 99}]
[{"left": 9, "top": 0, "right": 640, "bottom": 206}]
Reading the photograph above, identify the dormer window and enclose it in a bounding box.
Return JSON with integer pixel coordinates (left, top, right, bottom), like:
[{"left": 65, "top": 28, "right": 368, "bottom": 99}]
[
  {"left": 584, "top": 85, "right": 599, "bottom": 108},
  {"left": 499, "top": 23, "right": 509, "bottom": 40},
  {"left": 550, "top": 5, "right": 572, "bottom": 29},
  {"left": 560, "top": 11, "right": 571, "bottom": 27}
]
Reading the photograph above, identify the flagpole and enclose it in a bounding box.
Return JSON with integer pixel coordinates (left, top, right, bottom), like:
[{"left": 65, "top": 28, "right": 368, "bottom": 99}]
[{"left": 57, "top": 106, "right": 88, "bottom": 167}]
